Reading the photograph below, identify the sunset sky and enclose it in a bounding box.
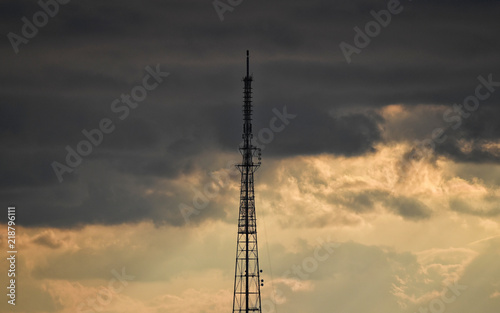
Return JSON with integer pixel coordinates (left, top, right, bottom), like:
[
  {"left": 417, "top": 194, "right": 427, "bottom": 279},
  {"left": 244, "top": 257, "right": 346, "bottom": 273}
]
[{"left": 1, "top": 1, "right": 500, "bottom": 313}]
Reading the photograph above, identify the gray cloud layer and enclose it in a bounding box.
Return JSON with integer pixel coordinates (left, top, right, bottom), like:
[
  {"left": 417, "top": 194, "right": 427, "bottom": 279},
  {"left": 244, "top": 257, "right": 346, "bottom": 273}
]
[{"left": 0, "top": 0, "right": 499, "bottom": 227}]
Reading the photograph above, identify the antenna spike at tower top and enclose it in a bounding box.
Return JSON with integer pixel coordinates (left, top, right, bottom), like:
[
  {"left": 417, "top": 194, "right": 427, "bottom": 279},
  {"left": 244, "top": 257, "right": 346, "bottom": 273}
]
[{"left": 246, "top": 50, "right": 249, "bottom": 77}]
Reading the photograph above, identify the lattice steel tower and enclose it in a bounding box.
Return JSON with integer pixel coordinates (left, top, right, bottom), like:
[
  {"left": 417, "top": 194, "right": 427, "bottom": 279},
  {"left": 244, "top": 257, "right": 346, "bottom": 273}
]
[{"left": 232, "top": 50, "right": 263, "bottom": 313}]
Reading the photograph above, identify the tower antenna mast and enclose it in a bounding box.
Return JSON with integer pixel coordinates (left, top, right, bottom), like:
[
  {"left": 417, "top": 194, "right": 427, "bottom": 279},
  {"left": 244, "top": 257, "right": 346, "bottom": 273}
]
[{"left": 232, "top": 50, "right": 263, "bottom": 313}]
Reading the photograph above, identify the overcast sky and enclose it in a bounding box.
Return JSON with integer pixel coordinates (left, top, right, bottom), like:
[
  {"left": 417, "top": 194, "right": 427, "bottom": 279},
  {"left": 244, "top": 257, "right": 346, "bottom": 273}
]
[{"left": 1, "top": 1, "right": 500, "bottom": 313}]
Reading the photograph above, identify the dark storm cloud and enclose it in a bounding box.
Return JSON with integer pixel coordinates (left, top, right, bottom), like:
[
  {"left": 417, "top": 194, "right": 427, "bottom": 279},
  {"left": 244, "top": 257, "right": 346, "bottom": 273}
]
[
  {"left": 0, "top": 0, "right": 499, "bottom": 227},
  {"left": 0, "top": 149, "right": 66, "bottom": 187},
  {"left": 2, "top": 168, "right": 230, "bottom": 228},
  {"left": 433, "top": 107, "right": 500, "bottom": 163},
  {"left": 210, "top": 94, "right": 383, "bottom": 156},
  {"left": 449, "top": 197, "right": 500, "bottom": 217},
  {"left": 326, "top": 189, "right": 432, "bottom": 220},
  {"left": 31, "top": 231, "right": 65, "bottom": 249},
  {"left": 386, "top": 195, "right": 431, "bottom": 220},
  {"left": 395, "top": 104, "right": 500, "bottom": 167},
  {"left": 263, "top": 109, "right": 382, "bottom": 157},
  {"left": 1, "top": 180, "right": 154, "bottom": 228}
]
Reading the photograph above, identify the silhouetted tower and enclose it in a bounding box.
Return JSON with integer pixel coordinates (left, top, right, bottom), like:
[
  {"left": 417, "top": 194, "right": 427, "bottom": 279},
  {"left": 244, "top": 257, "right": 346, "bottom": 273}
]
[{"left": 232, "top": 50, "right": 263, "bottom": 313}]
